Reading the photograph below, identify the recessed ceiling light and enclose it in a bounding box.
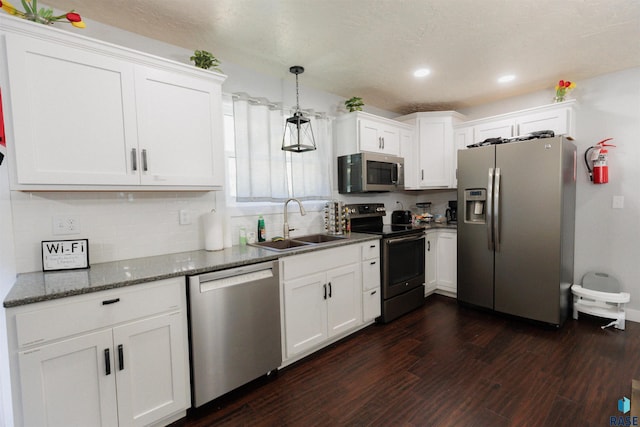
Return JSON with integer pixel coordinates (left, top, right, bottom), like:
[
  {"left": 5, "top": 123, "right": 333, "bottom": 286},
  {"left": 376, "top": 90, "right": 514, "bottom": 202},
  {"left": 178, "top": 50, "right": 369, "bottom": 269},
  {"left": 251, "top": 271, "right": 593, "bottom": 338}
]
[
  {"left": 498, "top": 75, "right": 516, "bottom": 83},
  {"left": 413, "top": 68, "right": 431, "bottom": 78}
]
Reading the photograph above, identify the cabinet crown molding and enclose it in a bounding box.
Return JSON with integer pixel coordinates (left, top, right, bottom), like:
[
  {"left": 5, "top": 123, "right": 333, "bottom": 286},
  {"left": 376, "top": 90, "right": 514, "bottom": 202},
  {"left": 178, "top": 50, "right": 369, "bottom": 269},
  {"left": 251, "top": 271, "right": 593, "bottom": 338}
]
[{"left": 0, "top": 14, "right": 226, "bottom": 83}]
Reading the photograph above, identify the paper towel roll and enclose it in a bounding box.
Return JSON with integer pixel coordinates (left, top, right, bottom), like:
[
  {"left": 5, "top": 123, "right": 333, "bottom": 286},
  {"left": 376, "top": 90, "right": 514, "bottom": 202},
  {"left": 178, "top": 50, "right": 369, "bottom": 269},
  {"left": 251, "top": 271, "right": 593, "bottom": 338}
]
[{"left": 203, "top": 211, "right": 223, "bottom": 251}]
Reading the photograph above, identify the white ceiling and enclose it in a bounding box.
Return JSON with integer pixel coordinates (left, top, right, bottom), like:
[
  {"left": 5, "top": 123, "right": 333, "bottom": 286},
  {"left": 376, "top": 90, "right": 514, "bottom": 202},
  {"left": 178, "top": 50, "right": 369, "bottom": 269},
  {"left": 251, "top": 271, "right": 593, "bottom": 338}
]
[{"left": 44, "top": 0, "right": 640, "bottom": 114}]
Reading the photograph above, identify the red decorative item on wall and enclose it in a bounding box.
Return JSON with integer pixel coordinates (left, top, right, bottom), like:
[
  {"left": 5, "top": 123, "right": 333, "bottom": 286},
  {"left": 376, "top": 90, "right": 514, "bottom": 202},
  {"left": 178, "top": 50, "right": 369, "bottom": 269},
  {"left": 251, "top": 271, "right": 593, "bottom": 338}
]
[{"left": 0, "top": 88, "right": 6, "bottom": 147}]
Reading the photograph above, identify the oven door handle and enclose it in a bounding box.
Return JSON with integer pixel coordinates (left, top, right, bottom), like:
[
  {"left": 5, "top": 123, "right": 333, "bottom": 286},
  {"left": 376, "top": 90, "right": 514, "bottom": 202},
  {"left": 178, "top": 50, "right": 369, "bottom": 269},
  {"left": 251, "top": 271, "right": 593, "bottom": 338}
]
[{"left": 385, "top": 234, "right": 425, "bottom": 245}]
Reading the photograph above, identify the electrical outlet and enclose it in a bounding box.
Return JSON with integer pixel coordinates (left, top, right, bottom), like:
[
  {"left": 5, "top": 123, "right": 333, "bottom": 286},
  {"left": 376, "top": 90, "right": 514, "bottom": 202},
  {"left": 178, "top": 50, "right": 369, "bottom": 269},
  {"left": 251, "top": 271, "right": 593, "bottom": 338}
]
[
  {"left": 612, "top": 195, "right": 624, "bottom": 209},
  {"left": 179, "top": 209, "right": 191, "bottom": 225},
  {"left": 52, "top": 216, "right": 80, "bottom": 235}
]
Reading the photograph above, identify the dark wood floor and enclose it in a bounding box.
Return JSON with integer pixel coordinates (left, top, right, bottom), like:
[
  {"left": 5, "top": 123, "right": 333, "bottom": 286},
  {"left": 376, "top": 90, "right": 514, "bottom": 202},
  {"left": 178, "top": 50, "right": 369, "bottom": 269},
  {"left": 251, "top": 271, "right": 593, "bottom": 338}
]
[{"left": 171, "top": 295, "right": 640, "bottom": 427}]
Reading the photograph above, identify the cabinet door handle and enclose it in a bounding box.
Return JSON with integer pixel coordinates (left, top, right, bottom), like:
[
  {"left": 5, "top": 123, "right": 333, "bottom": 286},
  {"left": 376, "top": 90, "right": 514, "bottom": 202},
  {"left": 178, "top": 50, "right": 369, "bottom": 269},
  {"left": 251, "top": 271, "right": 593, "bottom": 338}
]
[
  {"left": 131, "top": 148, "right": 137, "bottom": 171},
  {"left": 421, "top": 169, "right": 424, "bottom": 180},
  {"left": 142, "top": 149, "right": 148, "bottom": 172},
  {"left": 102, "top": 298, "right": 120, "bottom": 305},
  {"left": 370, "top": 261, "right": 376, "bottom": 265},
  {"left": 371, "top": 290, "right": 377, "bottom": 295},
  {"left": 323, "top": 284, "right": 327, "bottom": 300},
  {"left": 118, "top": 344, "right": 124, "bottom": 371},
  {"left": 382, "top": 137, "right": 385, "bottom": 149},
  {"left": 328, "top": 282, "right": 332, "bottom": 298},
  {"left": 427, "top": 241, "right": 431, "bottom": 251},
  {"left": 104, "top": 349, "right": 111, "bottom": 376}
]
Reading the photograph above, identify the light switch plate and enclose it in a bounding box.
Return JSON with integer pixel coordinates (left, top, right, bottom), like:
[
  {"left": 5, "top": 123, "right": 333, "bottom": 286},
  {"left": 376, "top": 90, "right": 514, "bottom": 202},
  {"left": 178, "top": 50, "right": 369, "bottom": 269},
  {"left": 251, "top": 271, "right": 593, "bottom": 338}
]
[{"left": 612, "top": 195, "right": 624, "bottom": 209}]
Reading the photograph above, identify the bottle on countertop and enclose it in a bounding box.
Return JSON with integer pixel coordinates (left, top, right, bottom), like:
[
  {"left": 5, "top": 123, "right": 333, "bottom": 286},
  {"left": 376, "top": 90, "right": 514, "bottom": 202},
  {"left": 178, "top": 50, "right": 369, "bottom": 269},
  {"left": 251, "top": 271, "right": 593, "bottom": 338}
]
[{"left": 257, "top": 215, "right": 266, "bottom": 242}]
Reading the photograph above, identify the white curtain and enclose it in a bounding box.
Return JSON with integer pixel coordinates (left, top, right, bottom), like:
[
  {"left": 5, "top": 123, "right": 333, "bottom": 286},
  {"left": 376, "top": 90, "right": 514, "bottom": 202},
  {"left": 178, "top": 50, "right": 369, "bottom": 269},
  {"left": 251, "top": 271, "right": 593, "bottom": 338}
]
[{"left": 233, "top": 95, "right": 331, "bottom": 202}]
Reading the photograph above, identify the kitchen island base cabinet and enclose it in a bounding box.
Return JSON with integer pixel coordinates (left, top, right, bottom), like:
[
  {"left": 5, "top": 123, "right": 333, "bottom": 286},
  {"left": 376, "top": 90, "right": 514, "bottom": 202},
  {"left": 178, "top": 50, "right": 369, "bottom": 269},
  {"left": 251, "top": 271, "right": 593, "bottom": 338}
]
[{"left": 7, "top": 278, "right": 190, "bottom": 427}]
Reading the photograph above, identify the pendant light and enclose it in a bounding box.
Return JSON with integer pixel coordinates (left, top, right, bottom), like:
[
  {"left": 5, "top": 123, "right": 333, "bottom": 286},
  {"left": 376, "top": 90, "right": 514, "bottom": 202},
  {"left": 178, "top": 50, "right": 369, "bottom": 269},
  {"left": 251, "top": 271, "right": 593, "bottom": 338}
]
[{"left": 282, "top": 66, "right": 316, "bottom": 152}]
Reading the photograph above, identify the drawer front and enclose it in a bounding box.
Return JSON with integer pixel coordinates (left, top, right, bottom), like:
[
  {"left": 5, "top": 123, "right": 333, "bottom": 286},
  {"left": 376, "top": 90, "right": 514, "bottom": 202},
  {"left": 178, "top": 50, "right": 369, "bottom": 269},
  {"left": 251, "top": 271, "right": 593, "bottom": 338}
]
[
  {"left": 361, "top": 241, "right": 380, "bottom": 261},
  {"left": 362, "top": 258, "right": 381, "bottom": 291},
  {"left": 282, "top": 245, "right": 359, "bottom": 281},
  {"left": 363, "top": 288, "right": 381, "bottom": 322},
  {"left": 14, "top": 277, "right": 184, "bottom": 348}
]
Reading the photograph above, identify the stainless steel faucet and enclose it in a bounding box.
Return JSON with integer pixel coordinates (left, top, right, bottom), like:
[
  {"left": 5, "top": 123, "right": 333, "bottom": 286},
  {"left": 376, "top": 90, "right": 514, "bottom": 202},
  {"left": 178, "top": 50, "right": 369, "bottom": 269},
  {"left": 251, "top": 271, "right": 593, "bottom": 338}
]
[{"left": 283, "top": 198, "right": 306, "bottom": 239}]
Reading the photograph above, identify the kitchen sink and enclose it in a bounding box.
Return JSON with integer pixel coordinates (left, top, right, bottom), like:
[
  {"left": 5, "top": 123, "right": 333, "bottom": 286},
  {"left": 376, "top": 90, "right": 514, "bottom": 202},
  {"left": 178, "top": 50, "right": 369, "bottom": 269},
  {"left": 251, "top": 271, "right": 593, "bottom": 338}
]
[
  {"left": 249, "top": 234, "right": 347, "bottom": 252},
  {"left": 291, "top": 234, "right": 347, "bottom": 244},
  {"left": 250, "top": 239, "right": 313, "bottom": 251}
]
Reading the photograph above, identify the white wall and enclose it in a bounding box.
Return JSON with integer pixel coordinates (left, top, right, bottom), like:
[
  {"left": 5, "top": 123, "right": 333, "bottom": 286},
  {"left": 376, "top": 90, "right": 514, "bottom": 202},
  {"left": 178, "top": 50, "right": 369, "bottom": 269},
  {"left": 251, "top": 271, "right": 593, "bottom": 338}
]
[
  {"left": 460, "top": 67, "right": 640, "bottom": 314},
  {"left": 0, "top": 145, "right": 16, "bottom": 427}
]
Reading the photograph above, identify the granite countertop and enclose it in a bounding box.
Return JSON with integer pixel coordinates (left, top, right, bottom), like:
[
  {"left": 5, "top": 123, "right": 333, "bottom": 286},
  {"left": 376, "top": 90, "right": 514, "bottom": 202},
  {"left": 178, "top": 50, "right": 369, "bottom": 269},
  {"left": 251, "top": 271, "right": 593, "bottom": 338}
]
[
  {"left": 415, "top": 222, "right": 458, "bottom": 230},
  {"left": 4, "top": 232, "right": 380, "bottom": 308}
]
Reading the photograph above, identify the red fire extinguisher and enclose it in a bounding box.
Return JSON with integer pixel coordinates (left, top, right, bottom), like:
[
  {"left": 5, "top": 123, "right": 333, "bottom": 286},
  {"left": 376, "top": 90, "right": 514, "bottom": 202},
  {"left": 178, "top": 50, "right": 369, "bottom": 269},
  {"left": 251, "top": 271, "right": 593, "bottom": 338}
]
[{"left": 584, "top": 138, "right": 616, "bottom": 184}]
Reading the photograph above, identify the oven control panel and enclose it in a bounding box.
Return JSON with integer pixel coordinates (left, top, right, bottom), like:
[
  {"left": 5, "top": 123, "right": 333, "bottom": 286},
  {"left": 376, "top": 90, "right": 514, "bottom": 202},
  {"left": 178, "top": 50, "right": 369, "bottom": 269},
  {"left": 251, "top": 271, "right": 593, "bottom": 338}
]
[{"left": 345, "top": 203, "right": 386, "bottom": 218}]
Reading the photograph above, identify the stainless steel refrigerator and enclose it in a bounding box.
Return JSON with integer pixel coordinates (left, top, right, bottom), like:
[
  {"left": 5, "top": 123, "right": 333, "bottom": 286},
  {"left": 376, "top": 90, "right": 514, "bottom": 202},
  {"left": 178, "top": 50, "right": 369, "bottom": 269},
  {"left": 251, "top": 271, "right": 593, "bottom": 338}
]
[{"left": 457, "top": 136, "right": 576, "bottom": 327}]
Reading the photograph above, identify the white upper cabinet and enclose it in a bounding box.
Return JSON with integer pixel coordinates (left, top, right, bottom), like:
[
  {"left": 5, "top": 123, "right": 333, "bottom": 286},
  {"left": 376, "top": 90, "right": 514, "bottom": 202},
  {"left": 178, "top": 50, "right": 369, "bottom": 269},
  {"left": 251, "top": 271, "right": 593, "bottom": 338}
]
[
  {"left": 335, "top": 111, "right": 412, "bottom": 157},
  {"left": 4, "top": 33, "right": 139, "bottom": 187},
  {"left": 515, "top": 106, "right": 572, "bottom": 136},
  {"left": 396, "top": 111, "right": 465, "bottom": 189},
  {"left": 457, "top": 100, "right": 576, "bottom": 147},
  {"left": 474, "top": 118, "right": 516, "bottom": 141},
  {"left": 134, "top": 67, "right": 223, "bottom": 187},
  {"left": 0, "top": 17, "right": 226, "bottom": 190}
]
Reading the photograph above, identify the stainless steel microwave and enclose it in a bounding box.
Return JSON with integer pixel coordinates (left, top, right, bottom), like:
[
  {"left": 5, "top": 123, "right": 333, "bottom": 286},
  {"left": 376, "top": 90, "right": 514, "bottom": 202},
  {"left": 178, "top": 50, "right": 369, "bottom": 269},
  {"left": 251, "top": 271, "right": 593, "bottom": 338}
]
[{"left": 338, "top": 152, "right": 404, "bottom": 193}]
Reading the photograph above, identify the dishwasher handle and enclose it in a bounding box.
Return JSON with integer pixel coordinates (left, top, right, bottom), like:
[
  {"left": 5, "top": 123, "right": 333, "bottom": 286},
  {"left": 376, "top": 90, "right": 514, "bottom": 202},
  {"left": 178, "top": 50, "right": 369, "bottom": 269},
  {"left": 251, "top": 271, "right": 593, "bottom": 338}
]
[{"left": 193, "top": 262, "right": 276, "bottom": 293}]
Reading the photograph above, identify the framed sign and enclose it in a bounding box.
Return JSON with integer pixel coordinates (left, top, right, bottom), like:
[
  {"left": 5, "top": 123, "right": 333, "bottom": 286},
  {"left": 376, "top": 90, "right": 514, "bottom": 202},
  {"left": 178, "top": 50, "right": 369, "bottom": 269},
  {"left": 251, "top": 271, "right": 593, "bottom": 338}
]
[{"left": 41, "top": 239, "right": 89, "bottom": 271}]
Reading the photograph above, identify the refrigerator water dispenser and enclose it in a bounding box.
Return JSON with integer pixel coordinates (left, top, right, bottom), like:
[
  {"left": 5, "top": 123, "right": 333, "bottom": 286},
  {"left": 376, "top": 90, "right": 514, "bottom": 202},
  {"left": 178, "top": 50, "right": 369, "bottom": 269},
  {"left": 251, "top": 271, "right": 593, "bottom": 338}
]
[{"left": 464, "top": 189, "right": 486, "bottom": 223}]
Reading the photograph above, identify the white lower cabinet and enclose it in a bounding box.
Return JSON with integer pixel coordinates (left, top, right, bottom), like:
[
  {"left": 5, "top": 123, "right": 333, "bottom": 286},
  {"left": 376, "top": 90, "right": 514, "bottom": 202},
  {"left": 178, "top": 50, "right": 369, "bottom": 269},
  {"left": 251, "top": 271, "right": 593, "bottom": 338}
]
[
  {"left": 425, "top": 230, "right": 438, "bottom": 294},
  {"left": 282, "top": 242, "right": 381, "bottom": 361},
  {"left": 424, "top": 229, "right": 457, "bottom": 296},
  {"left": 436, "top": 231, "right": 457, "bottom": 294},
  {"left": 282, "top": 246, "right": 361, "bottom": 358},
  {"left": 7, "top": 278, "right": 190, "bottom": 427},
  {"left": 18, "top": 329, "right": 119, "bottom": 427},
  {"left": 361, "top": 240, "right": 381, "bottom": 322}
]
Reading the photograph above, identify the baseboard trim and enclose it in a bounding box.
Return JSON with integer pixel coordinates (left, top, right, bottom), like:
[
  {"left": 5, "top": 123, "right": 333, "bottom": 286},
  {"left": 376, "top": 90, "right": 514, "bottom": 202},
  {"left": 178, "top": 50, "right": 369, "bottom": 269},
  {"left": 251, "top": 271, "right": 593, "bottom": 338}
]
[{"left": 626, "top": 307, "right": 640, "bottom": 324}]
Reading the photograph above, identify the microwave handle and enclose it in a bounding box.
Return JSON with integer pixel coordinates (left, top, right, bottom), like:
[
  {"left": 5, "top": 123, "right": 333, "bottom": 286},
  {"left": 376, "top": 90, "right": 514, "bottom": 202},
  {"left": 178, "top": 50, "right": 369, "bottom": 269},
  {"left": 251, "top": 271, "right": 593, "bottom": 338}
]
[{"left": 392, "top": 163, "right": 402, "bottom": 184}]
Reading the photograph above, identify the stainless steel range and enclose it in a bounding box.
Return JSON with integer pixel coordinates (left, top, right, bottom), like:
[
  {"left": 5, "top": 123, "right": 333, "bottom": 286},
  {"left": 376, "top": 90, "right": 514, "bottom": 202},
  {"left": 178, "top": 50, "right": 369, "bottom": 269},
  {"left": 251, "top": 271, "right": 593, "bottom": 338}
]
[{"left": 346, "top": 203, "right": 426, "bottom": 323}]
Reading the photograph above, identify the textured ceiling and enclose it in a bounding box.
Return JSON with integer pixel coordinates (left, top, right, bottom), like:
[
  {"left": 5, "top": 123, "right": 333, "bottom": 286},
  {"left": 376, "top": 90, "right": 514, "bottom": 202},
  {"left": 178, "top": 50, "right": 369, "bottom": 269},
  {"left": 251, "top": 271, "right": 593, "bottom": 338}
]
[{"left": 42, "top": 0, "right": 640, "bottom": 114}]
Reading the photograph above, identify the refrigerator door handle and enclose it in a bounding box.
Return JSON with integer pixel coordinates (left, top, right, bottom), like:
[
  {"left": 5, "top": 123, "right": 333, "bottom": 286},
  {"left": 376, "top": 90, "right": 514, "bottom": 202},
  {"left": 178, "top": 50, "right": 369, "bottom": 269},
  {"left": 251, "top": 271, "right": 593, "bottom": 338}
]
[
  {"left": 487, "top": 167, "right": 494, "bottom": 250},
  {"left": 494, "top": 167, "right": 501, "bottom": 251}
]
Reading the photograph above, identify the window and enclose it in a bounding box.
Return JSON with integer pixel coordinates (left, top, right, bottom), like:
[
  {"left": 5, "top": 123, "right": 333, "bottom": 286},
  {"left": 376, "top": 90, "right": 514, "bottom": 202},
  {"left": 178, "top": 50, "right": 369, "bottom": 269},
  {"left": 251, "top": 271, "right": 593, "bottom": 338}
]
[{"left": 223, "top": 94, "right": 332, "bottom": 205}]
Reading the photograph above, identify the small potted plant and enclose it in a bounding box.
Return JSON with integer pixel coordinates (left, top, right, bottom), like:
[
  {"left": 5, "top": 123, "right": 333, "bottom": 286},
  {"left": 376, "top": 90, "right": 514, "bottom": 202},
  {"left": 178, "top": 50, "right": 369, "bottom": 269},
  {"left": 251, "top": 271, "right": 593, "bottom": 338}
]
[
  {"left": 0, "top": 0, "right": 85, "bottom": 27},
  {"left": 190, "top": 50, "right": 222, "bottom": 73},
  {"left": 345, "top": 96, "right": 364, "bottom": 112}
]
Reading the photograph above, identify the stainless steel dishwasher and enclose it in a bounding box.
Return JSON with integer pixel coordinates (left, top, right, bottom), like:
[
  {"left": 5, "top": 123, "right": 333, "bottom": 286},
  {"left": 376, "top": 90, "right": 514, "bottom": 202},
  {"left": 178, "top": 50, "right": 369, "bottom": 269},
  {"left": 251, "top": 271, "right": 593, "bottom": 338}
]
[{"left": 187, "top": 261, "right": 282, "bottom": 407}]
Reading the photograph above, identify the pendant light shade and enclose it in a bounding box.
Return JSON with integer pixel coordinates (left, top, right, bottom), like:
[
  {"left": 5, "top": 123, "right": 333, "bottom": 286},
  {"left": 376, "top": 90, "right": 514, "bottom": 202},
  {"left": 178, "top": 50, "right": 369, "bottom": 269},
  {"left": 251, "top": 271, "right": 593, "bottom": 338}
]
[{"left": 282, "top": 66, "right": 316, "bottom": 152}]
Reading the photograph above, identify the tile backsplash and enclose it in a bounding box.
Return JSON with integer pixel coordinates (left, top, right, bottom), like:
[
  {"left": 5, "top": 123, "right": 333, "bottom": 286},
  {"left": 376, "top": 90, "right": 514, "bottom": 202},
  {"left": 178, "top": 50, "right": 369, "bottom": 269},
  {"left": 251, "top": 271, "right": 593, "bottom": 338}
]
[
  {"left": 11, "top": 191, "right": 218, "bottom": 273},
  {"left": 10, "top": 189, "right": 456, "bottom": 274}
]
